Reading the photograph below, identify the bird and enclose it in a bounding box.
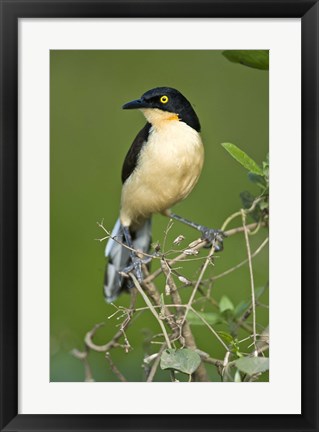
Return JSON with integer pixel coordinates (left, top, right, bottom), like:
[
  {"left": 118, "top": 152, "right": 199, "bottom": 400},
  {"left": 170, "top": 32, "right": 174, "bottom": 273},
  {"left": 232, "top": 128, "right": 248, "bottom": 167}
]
[{"left": 104, "top": 87, "right": 224, "bottom": 302}]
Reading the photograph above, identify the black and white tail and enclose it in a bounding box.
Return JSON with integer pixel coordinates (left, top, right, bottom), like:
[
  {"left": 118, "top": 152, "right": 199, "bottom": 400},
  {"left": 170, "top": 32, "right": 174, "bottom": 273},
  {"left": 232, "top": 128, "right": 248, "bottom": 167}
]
[{"left": 104, "top": 218, "right": 152, "bottom": 302}]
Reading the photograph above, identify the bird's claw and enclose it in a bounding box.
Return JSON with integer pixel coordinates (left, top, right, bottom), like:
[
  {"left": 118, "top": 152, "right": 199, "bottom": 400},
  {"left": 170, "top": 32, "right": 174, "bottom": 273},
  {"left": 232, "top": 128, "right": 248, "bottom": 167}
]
[
  {"left": 132, "top": 256, "right": 144, "bottom": 282},
  {"left": 122, "top": 256, "right": 143, "bottom": 282},
  {"left": 122, "top": 255, "right": 154, "bottom": 283},
  {"left": 200, "top": 227, "right": 226, "bottom": 251}
]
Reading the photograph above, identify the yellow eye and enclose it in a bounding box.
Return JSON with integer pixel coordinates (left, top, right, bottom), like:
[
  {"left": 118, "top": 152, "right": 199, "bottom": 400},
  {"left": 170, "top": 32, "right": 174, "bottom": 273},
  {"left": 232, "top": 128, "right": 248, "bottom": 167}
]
[{"left": 160, "top": 95, "right": 169, "bottom": 104}]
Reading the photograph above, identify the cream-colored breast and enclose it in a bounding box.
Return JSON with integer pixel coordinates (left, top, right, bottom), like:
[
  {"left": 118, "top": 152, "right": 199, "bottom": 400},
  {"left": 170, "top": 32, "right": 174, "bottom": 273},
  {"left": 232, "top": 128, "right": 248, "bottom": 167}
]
[{"left": 120, "top": 119, "right": 204, "bottom": 228}]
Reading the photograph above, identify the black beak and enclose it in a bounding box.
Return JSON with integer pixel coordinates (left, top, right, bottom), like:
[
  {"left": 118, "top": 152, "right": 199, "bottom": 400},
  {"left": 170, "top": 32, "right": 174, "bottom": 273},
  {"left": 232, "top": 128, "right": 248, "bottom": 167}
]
[{"left": 122, "top": 98, "right": 148, "bottom": 110}]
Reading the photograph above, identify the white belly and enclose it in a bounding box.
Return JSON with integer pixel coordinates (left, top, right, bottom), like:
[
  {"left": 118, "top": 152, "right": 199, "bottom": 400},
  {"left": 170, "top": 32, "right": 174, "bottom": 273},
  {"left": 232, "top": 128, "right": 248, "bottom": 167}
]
[{"left": 120, "top": 121, "right": 204, "bottom": 228}]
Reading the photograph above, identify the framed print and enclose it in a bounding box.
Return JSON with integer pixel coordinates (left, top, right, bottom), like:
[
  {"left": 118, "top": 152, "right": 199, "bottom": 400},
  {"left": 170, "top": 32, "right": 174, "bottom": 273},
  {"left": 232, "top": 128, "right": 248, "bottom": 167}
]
[{"left": 0, "top": 0, "right": 318, "bottom": 431}]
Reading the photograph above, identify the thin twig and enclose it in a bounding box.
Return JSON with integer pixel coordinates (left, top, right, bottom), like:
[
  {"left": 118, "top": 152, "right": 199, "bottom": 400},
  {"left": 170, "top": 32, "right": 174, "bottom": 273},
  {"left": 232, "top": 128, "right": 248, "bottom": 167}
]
[
  {"left": 181, "top": 242, "right": 216, "bottom": 325},
  {"left": 144, "top": 238, "right": 206, "bottom": 284},
  {"left": 92, "top": 212, "right": 267, "bottom": 382},
  {"left": 71, "top": 349, "right": 94, "bottom": 382},
  {"left": 84, "top": 323, "right": 124, "bottom": 353},
  {"left": 160, "top": 259, "right": 210, "bottom": 382},
  {"left": 221, "top": 197, "right": 263, "bottom": 231},
  {"left": 130, "top": 273, "right": 172, "bottom": 349},
  {"left": 224, "top": 222, "right": 265, "bottom": 237},
  {"left": 162, "top": 218, "right": 174, "bottom": 253},
  {"left": 146, "top": 344, "right": 167, "bottom": 382},
  {"left": 143, "top": 222, "right": 263, "bottom": 286},
  {"left": 196, "top": 349, "right": 224, "bottom": 368},
  {"left": 210, "top": 237, "right": 269, "bottom": 281},
  {"left": 241, "top": 209, "right": 257, "bottom": 354},
  {"left": 97, "top": 221, "right": 155, "bottom": 259},
  {"left": 105, "top": 352, "right": 127, "bottom": 382},
  {"left": 221, "top": 211, "right": 243, "bottom": 231},
  {"left": 189, "top": 307, "right": 229, "bottom": 352},
  {"left": 84, "top": 289, "right": 137, "bottom": 353}
]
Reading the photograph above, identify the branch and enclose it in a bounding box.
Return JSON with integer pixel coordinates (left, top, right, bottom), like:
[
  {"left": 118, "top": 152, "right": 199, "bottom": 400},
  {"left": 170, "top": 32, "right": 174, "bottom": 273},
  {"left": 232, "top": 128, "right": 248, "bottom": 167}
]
[
  {"left": 71, "top": 348, "right": 94, "bottom": 382},
  {"left": 130, "top": 274, "right": 172, "bottom": 349},
  {"left": 146, "top": 344, "right": 167, "bottom": 382},
  {"left": 211, "top": 237, "right": 269, "bottom": 281},
  {"left": 88, "top": 289, "right": 136, "bottom": 353},
  {"left": 160, "top": 259, "right": 210, "bottom": 382},
  {"left": 88, "top": 213, "right": 268, "bottom": 382},
  {"left": 181, "top": 241, "right": 216, "bottom": 325},
  {"left": 189, "top": 307, "right": 229, "bottom": 352},
  {"left": 144, "top": 222, "right": 264, "bottom": 285},
  {"left": 241, "top": 210, "right": 257, "bottom": 354},
  {"left": 105, "top": 352, "right": 127, "bottom": 382}
]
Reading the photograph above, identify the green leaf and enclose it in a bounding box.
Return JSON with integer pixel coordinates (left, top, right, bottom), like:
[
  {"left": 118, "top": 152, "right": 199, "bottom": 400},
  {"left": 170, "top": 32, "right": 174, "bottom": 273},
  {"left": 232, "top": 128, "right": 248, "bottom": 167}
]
[
  {"left": 255, "top": 286, "right": 266, "bottom": 299},
  {"left": 240, "top": 190, "right": 255, "bottom": 209},
  {"left": 221, "top": 143, "right": 263, "bottom": 175},
  {"left": 217, "top": 331, "right": 234, "bottom": 345},
  {"left": 234, "top": 370, "right": 242, "bottom": 382},
  {"left": 219, "top": 296, "right": 234, "bottom": 313},
  {"left": 160, "top": 348, "right": 201, "bottom": 375},
  {"left": 234, "top": 357, "right": 269, "bottom": 375},
  {"left": 248, "top": 172, "right": 267, "bottom": 189},
  {"left": 240, "top": 191, "right": 262, "bottom": 222},
  {"left": 234, "top": 288, "right": 266, "bottom": 319},
  {"left": 187, "top": 311, "right": 222, "bottom": 326},
  {"left": 222, "top": 50, "right": 269, "bottom": 70},
  {"left": 234, "top": 300, "right": 250, "bottom": 318},
  {"left": 259, "top": 201, "right": 269, "bottom": 211},
  {"left": 266, "top": 153, "right": 269, "bottom": 163}
]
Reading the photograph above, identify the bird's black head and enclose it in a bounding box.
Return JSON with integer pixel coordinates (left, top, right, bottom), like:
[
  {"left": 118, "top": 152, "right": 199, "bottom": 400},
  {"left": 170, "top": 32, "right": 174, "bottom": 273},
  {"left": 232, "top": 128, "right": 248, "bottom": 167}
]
[{"left": 122, "top": 87, "right": 201, "bottom": 132}]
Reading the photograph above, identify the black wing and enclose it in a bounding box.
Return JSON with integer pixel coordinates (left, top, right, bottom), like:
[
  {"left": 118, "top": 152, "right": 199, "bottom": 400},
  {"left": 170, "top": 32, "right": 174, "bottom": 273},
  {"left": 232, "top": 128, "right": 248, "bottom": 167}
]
[{"left": 121, "top": 122, "right": 151, "bottom": 184}]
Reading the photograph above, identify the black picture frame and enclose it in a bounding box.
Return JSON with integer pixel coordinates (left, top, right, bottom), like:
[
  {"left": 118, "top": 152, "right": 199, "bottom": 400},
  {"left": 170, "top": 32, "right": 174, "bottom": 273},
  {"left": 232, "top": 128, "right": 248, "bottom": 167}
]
[{"left": 0, "top": 1, "right": 318, "bottom": 431}]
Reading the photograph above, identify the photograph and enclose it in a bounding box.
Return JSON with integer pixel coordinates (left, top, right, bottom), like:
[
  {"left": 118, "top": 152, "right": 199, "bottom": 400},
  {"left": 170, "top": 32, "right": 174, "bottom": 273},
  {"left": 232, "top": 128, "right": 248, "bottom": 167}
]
[
  {"left": 50, "top": 49, "right": 269, "bottom": 383},
  {"left": 2, "top": 0, "right": 318, "bottom": 428}
]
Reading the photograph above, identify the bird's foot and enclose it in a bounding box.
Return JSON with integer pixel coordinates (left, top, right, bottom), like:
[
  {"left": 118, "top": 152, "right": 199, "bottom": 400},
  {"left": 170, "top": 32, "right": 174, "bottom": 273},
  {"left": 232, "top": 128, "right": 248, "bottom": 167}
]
[
  {"left": 199, "top": 227, "right": 226, "bottom": 251},
  {"left": 131, "top": 255, "right": 144, "bottom": 282},
  {"left": 122, "top": 254, "right": 154, "bottom": 283}
]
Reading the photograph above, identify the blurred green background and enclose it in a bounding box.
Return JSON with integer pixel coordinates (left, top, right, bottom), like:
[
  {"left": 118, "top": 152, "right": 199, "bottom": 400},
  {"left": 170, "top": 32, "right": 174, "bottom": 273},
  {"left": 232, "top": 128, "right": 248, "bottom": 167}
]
[{"left": 50, "top": 50, "right": 269, "bottom": 382}]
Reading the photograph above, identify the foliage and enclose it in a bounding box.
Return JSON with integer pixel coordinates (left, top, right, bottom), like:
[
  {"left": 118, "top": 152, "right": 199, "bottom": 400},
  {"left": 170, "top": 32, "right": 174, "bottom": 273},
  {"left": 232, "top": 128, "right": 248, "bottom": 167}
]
[
  {"left": 222, "top": 50, "right": 269, "bottom": 70},
  {"left": 71, "top": 142, "right": 269, "bottom": 383},
  {"left": 187, "top": 311, "right": 222, "bottom": 326},
  {"left": 160, "top": 348, "right": 201, "bottom": 377},
  {"left": 222, "top": 142, "right": 269, "bottom": 226},
  {"left": 221, "top": 143, "right": 263, "bottom": 175},
  {"left": 73, "top": 162, "right": 269, "bottom": 382},
  {"left": 234, "top": 356, "right": 269, "bottom": 375}
]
